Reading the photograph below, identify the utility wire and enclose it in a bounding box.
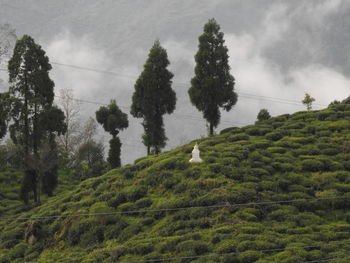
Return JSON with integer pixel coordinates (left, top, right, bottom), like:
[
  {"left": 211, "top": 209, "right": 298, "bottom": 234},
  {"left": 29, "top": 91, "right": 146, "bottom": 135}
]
[
  {"left": 0, "top": 66, "right": 328, "bottom": 108},
  {"left": 0, "top": 196, "right": 347, "bottom": 222},
  {"left": 55, "top": 95, "right": 250, "bottom": 127}
]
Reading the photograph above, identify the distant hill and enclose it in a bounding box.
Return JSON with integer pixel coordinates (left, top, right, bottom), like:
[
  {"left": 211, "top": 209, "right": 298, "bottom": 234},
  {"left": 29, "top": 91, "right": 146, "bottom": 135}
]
[{"left": 1, "top": 102, "right": 350, "bottom": 262}]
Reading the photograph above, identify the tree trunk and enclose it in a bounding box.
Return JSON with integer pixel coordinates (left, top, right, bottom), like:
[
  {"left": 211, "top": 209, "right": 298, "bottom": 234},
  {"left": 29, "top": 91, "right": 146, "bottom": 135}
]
[
  {"left": 155, "top": 145, "right": 159, "bottom": 155},
  {"left": 24, "top": 73, "right": 29, "bottom": 166},
  {"left": 209, "top": 122, "right": 214, "bottom": 136},
  {"left": 147, "top": 145, "right": 150, "bottom": 155}
]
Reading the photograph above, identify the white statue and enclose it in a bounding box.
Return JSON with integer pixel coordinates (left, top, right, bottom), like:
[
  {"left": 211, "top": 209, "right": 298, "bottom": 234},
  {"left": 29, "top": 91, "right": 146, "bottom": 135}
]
[{"left": 189, "top": 143, "right": 202, "bottom": 163}]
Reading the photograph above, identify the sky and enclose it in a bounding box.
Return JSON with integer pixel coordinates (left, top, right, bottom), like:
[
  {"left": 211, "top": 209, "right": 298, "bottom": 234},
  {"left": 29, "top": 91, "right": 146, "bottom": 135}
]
[{"left": 0, "top": 0, "right": 349, "bottom": 164}]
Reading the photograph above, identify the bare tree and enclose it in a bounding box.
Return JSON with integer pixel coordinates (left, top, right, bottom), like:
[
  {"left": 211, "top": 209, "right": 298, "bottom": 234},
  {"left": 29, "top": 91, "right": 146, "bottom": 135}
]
[
  {"left": 76, "top": 117, "right": 98, "bottom": 145},
  {"left": 57, "top": 87, "right": 80, "bottom": 155},
  {"left": 0, "top": 24, "right": 17, "bottom": 89},
  {"left": 0, "top": 23, "right": 17, "bottom": 64}
]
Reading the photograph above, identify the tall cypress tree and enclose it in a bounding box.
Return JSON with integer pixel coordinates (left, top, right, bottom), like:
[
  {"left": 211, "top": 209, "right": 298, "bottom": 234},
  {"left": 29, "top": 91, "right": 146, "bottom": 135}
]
[
  {"left": 96, "top": 100, "right": 128, "bottom": 168},
  {"left": 189, "top": 18, "right": 237, "bottom": 136},
  {"left": 7, "top": 35, "right": 66, "bottom": 204},
  {"left": 131, "top": 40, "right": 176, "bottom": 155}
]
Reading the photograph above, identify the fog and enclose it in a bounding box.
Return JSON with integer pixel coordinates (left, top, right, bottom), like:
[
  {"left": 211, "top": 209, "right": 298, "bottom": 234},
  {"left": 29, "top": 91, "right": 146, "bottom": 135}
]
[{"left": 1, "top": 0, "right": 349, "bottom": 164}]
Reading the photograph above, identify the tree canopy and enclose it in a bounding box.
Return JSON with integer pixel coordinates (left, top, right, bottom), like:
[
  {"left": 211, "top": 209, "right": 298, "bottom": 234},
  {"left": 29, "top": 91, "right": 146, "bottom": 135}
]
[
  {"left": 7, "top": 35, "right": 66, "bottom": 204},
  {"left": 131, "top": 40, "right": 176, "bottom": 155},
  {"left": 96, "top": 99, "right": 128, "bottom": 168},
  {"left": 189, "top": 18, "right": 237, "bottom": 135},
  {"left": 257, "top": 109, "right": 271, "bottom": 122},
  {"left": 302, "top": 93, "right": 315, "bottom": 111}
]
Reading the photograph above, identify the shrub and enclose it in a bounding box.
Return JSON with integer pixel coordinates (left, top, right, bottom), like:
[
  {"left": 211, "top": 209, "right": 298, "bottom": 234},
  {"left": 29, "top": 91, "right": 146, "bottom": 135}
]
[
  {"left": 107, "top": 192, "right": 127, "bottom": 208},
  {"left": 228, "top": 134, "right": 250, "bottom": 142},
  {"left": 118, "top": 224, "right": 142, "bottom": 242},
  {"left": 163, "top": 176, "right": 179, "bottom": 189},
  {"left": 267, "top": 147, "right": 286, "bottom": 154},
  {"left": 237, "top": 250, "right": 263, "bottom": 263},
  {"left": 301, "top": 159, "right": 324, "bottom": 172},
  {"left": 142, "top": 170, "right": 172, "bottom": 186},
  {"left": 245, "top": 127, "right": 272, "bottom": 136},
  {"left": 66, "top": 221, "right": 92, "bottom": 246},
  {"left": 80, "top": 225, "right": 104, "bottom": 247},
  {"left": 89, "top": 202, "right": 114, "bottom": 224},
  {"left": 249, "top": 168, "right": 270, "bottom": 177},
  {"left": 135, "top": 197, "right": 153, "bottom": 209},
  {"left": 220, "top": 127, "right": 240, "bottom": 135},
  {"left": 257, "top": 109, "right": 271, "bottom": 122},
  {"left": 176, "top": 240, "right": 209, "bottom": 255},
  {"left": 125, "top": 185, "right": 147, "bottom": 202},
  {"left": 104, "top": 217, "right": 129, "bottom": 240},
  {"left": 265, "top": 131, "right": 284, "bottom": 141}
]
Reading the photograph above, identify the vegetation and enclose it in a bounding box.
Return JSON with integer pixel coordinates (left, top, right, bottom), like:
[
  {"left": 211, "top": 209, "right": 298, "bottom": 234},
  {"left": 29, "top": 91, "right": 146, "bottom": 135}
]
[
  {"left": 257, "top": 109, "right": 271, "bottom": 122},
  {"left": 96, "top": 100, "right": 128, "bottom": 168},
  {"left": 2, "top": 101, "right": 350, "bottom": 262},
  {"left": 189, "top": 18, "right": 237, "bottom": 136},
  {"left": 131, "top": 40, "right": 176, "bottom": 155},
  {"left": 302, "top": 93, "right": 315, "bottom": 111},
  {"left": 5, "top": 35, "right": 66, "bottom": 204}
]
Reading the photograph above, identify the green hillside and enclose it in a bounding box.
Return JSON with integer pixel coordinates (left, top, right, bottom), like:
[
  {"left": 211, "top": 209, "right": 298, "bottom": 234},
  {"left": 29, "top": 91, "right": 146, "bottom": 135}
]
[{"left": 2, "top": 103, "right": 350, "bottom": 263}]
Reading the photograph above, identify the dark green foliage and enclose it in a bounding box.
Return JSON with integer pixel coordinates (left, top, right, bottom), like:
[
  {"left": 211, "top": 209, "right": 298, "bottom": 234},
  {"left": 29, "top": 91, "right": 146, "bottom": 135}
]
[
  {"left": 0, "top": 92, "right": 10, "bottom": 139},
  {"left": 342, "top": 96, "right": 350, "bottom": 104},
  {"left": 257, "top": 109, "right": 271, "bottom": 122},
  {"left": 108, "top": 137, "right": 121, "bottom": 168},
  {"left": 301, "top": 159, "right": 325, "bottom": 172},
  {"left": 188, "top": 18, "right": 237, "bottom": 135},
  {"left": 95, "top": 100, "right": 128, "bottom": 138},
  {"left": 131, "top": 40, "right": 176, "bottom": 155},
  {"left": 6, "top": 35, "right": 66, "bottom": 204},
  {"left": 265, "top": 131, "right": 284, "bottom": 141},
  {"left": 96, "top": 100, "right": 128, "bottom": 168},
  {"left": 19, "top": 169, "right": 37, "bottom": 205},
  {"left": 75, "top": 140, "right": 106, "bottom": 180}
]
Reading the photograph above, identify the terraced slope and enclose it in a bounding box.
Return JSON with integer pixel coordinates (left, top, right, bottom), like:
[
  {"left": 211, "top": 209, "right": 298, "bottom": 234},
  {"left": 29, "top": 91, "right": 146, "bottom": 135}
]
[{"left": 1, "top": 103, "right": 350, "bottom": 262}]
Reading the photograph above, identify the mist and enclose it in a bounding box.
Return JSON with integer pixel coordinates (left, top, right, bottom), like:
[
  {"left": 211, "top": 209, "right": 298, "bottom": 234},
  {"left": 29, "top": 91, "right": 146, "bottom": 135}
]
[{"left": 1, "top": 0, "right": 349, "bottom": 164}]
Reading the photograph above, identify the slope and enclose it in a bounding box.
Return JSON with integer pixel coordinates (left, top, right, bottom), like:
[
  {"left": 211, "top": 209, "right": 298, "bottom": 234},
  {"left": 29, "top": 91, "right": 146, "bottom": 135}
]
[{"left": 1, "top": 102, "right": 350, "bottom": 262}]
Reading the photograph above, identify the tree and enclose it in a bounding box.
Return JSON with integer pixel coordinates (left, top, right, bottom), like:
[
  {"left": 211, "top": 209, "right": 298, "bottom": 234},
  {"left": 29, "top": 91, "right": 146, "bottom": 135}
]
[
  {"left": 7, "top": 35, "right": 66, "bottom": 204},
  {"left": 75, "top": 140, "right": 106, "bottom": 180},
  {"left": 188, "top": 18, "right": 237, "bottom": 136},
  {"left": 131, "top": 40, "right": 176, "bottom": 155},
  {"left": 302, "top": 93, "right": 315, "bottom": 111},
  {"left": 257, "top": 109, "right": 271, "bottom": 122},
  {"left": 0, "top": 92, "right": 10, "bottom": 139},
  {"left": 57, "top": 87, "right": 80, "bottom": 156},
  {"left": 342, "top": 96, "right": 350, "bottom": 104},
  {"left": 0, "top": 23, "right": 17, "bottom": 64},
  {"left": 96, "top": 100, "right": 128, "bottom": 168}
]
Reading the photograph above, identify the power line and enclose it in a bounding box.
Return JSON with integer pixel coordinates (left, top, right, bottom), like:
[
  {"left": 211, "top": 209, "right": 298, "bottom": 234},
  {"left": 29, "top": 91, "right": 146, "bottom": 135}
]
[
  {"left": 0, "top": 196, "right": 347, "bottom": 221},
  {"left": 55, "top": 95, "right": 250, "bottom": 127},
  {"left": 0, "top": 65, "right": 328, "bottom": 109},
  {"left": 51, "top": 62, "right": 137, "bottom": 79}
]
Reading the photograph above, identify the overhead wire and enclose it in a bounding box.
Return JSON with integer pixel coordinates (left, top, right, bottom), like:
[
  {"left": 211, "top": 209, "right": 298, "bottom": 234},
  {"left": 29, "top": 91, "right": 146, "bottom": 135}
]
[
  {"left": 0, "top": 196, "right": 347, "bottom": 222},
  {"left": 0, "top": 64, "right": 328, "bottom": 109}
]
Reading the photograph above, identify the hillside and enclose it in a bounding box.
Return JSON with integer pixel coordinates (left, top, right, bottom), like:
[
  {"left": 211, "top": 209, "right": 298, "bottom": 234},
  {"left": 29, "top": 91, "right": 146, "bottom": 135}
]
[{"left": 1, "top": 102, "right": 350, "bottom": 262}]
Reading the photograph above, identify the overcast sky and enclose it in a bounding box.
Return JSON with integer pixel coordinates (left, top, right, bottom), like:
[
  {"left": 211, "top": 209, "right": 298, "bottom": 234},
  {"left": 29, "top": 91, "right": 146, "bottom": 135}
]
[{"left": 1, "top": 0, "right": 349, "bottom": 164}]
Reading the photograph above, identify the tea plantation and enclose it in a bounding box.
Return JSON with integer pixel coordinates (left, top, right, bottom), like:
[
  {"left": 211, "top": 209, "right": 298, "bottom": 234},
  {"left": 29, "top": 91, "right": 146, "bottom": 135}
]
[{"left": 1, "top": 103, "right": 350, "bottom": 262}]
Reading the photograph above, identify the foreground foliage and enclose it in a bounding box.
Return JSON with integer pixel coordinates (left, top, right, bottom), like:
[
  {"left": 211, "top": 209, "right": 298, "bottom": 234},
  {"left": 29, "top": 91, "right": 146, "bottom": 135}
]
[{"left": 1, "top": 103, "right": 350, "bottom": 262}]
